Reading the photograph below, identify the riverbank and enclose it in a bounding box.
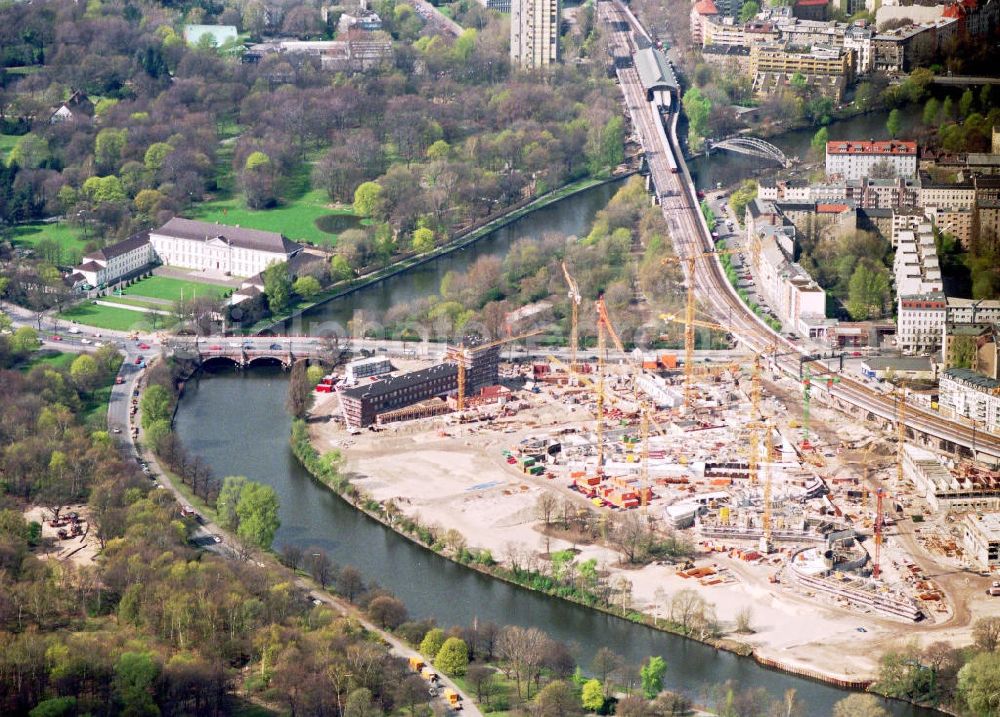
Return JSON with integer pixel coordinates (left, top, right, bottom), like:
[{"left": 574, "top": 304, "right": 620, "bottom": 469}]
[
  {"left": 254, "top": 173, "right": 631, "bottom": 334},
  {"left": 294, "top": 412, "right": 909, "bottom": 695}
]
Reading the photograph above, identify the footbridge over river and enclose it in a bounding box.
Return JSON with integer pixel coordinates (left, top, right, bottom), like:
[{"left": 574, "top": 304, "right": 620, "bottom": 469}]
[{"left": 708, "top": 137, "right": 790, "bottom": 167}]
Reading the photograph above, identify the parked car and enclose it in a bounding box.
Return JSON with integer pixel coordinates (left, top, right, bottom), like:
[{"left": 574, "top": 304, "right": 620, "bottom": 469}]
[
  {"left": 51, "top": 335, "right": 62, "bottom": 341},
  {"left": 138, "top": 343, "right": 150, "bottom": 350},
  {"left": 80, "top": 338, "right": 92, "bottom": 344},
  {"left": 135, "top": 356, "right": 144, "bottom": 365},
  {"left": 269, "top": 343, "right": 283, "bottom": 350},
  {"left": 208, "top": 344, "right": 222, "bottom": 350}
]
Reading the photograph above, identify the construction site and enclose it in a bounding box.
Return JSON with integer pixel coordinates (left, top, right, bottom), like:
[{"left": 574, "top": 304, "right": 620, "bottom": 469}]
[{"left": 306, "top": 262, "right": 1000, "bottom": 681}]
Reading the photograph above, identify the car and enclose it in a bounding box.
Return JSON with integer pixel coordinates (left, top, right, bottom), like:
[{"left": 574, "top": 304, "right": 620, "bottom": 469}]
[
  {"left": 212, "top": 534, "right": 223, "bottom": 543},
  {"left": 112, "top": 427, "right": 122, "bottom": 434},
  {"left": 270, "top": 343, "right": 283, "bottom": 350},
  {"left": 95, "top": 333, "right": 102, "bottom": 338},
  {"left": 80, "top": 338, "right": 92, "bottom": 345},
  {"left": 856, "top": 627, "right": 867, "bottom": 633},
  {"left": 115, "top": 376, "right": 125, "bottom": 384},
  {"left": 51, "top": 335, "right": 62, "bottom": 341},
  {"left": 135, "top": 356, "right": 144, "bottom": 365},
  {"left": 851, "top": 351, "right": 862, "bottom": 357},
  {"left": 138, "top": 343, "right": 150, "bottom": 350},
  {"left": 208, "top": 344, "right": 222, "bottom": 350}
]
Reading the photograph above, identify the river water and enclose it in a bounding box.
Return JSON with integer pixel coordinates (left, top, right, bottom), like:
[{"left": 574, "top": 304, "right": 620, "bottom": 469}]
[{"left": 176, "top": 108, "right": 938, "bottom": 714}]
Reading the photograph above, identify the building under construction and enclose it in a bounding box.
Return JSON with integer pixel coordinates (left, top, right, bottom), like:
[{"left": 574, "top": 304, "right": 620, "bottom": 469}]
[{"left": 338, "top": 340, "right": 504, "bottom": 427}]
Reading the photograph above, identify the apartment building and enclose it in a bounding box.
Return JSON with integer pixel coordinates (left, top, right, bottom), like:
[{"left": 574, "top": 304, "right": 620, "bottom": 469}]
[
  {"left": 510, "top": 0, "right": 560, "bottom": 68},
  {"left": 897, "top": 291, "right": 947, "bottom": 354},
  {"left": 826, "top": 140, "right": 918, "bottom": 181},
  {"left": 893, "top": 221, "right": 942, "bottom": 297},
  {"left": 939, "top": 368, "right": 1000, "bottom": 433}
]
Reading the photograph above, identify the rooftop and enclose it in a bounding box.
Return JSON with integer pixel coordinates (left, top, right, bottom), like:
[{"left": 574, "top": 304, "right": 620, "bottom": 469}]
[
  {"left": 83, "top": 232, "right": 150, "bottom": 262},
  {"left": 942, "top": 368, "right": 1000, "bottom": 392},
  {"left": 155, "top": 218, "right": 301, "bottom": 256},
  {"left": 340, "top": 363, "right": 458, "bottom": 401},
  {"left": 635, "top": 47, "right": 679, "bottom": 93},
  {"left": 826, "top": 140, "right": 917, "bottom": 156},
  {"left": 694, "top": 0, "right": 718, "bottom": 15},
  {"left": 967, "top": 513, "right": 1000, "bottom": 540}
]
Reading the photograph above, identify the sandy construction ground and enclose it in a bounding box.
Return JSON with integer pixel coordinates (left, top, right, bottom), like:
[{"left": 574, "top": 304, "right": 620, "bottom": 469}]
[
  {"left": 23, "top": 504, "right": 99, "bottom": 566},
  {"left": 309, "top": 365, "right": 995, "bottom": 683},
  {"left": 315, "top": 419, "right": 900, "bottom": 682}
]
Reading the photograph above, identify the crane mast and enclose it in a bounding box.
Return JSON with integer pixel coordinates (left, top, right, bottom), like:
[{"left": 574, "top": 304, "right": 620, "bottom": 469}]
[{"left": 561, "top": 262, "right": 581, "bottom": 371}]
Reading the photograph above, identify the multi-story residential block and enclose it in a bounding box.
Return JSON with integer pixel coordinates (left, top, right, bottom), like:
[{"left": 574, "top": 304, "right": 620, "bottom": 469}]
[
  {"left": 896, "top": 291, "right": 947, "bottom": 354},
  {"left": 893, "top": 221, "right": 942, "bottom": 297},
  {"left": 510, "top": 0, "right": 559, "bottom": 68},
  {"left": 750, "top": 43, "right": 854, "bottom": 100},
  {"left": 842, "top": 22, "right": 873, "bottom": 75},
  {"left": 924, "top": 206, "right": 974, "bottom": 248},
  {"left": 939, "top": 368, "right": 1000, "bottom": 433},
  {"left": 919, "top": 176, "right": 975, "bottom": 209},
  {"left": 690, "top": 0, "right": 718, "bottom": 45},
  {"left": 872, "top": 18, "right": 958, "bottom": 74},
  {"left": 826, "top": 140, "right": 918, "bottom": 181}
]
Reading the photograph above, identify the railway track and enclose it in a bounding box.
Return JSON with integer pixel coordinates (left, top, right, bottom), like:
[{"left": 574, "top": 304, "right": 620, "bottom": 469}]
[{"left": 601, "top": 0, "right": 1000, "bottom": 461}]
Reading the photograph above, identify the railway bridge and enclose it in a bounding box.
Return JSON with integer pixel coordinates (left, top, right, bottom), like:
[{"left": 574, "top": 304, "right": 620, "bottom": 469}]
[{"left": 708, "top": 137, "right": 790, "bottom": 167}]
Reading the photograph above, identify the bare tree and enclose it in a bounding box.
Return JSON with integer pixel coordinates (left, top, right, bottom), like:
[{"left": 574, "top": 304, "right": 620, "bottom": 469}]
[
  {"left": 734, "top": 606, "right": 754, "bottom": 634},
  {"left": 973, "top": 616, "right": 1000, "bottom": 652},
  {"left": 496, "top": 625, "right": 547, "bottom": 698},
  {"left": 591, "top": 647, "right": 624, "bottom": 696},
  {"left": 536, "top": 493, "right": 558, "bottom": 527}
]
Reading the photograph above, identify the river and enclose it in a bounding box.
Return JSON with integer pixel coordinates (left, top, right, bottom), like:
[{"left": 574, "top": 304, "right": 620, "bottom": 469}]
[
  {"left": 687, "top": 105, "right": 924, "bottom": 190},
  {"left": 176, "top": 111, "right": 938, "bottom": 714},
  {"left": 176, "top": 366, "right": 931, "bottom": 715},
  {"left": 286, "top": 180, "right": 622, "bottom": 336}
]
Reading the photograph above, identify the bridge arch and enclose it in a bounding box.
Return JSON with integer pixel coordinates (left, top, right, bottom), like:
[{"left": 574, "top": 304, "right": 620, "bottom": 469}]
[
  {"left": 246, "top": 355, "right": 288, "bottom": 368},
  {"left": 709, "top": 137, "right": 790, "bottom": 167},
  {"left": 201, "top": 355, "right": 242, "bottom": 368}
]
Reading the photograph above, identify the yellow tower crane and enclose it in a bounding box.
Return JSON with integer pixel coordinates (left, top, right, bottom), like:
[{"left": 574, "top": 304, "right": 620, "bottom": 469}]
[
  {"left": 561, "top": 262, "right": 582, "bottom": 371},
  {"left": 453, "top": 328, "right": 543, "bottom": 412},
  {"left": 660, "top": 249, "right": 740, "bottom": 410}
]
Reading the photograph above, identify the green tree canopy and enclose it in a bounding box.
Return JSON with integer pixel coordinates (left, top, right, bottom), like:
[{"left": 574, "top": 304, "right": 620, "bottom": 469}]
[
  {"left": 11, "top": 326, "right": 38, "bottom": 354},
  {"left": 217, "top": 476, "right": 249, "bottom": 530},
  {"left": 640, "top": 655, "right": 667, "bottom": 699},
  {"left": 70, "top": 354, "right": 100, "bottom": 393},
  {"left": 263, "top": 261, "right": 292, "bottom": 314},
  {"left": 435, "top": 637, "right": 469, "bottom": 676},
  {"left": 140, "top": 384, "right": 172, "bottom": 428},
  {"left": 419, "top": 628, "right": 446, "bottom": 658},
  {"left": 738, "top": 0, "right": 760, "bottom": 22},
  {"left": 331, "top": 255, "right": 354, "bottom": 282},
  {"left": 293, "top": 275, "right": 322, "bottom": 299},
  {"left": 113, "top": 651, "right": 160, "bottom": 717},
  {"left": 581, "top": 679, "right": 604, "bottom": 712},
  {"left": 144, "top": 142, "right": 173, "bottom": 171},
  {"left": 353, "top": 181, "right": 384, "bottom": 218},
  {"left": 235, "top": 481, "right": 280, "bottom": 550},
  {"left": 847, "top": 262, "right": 891, "bottom": 320},
  {"left": 412, "top": 227, "right": 435, "bottom": 253},
  {"left": 810, "top": 127, "right": 829, "bottom": 159},
  {"left": 886, "top": 109, "right": 902, "bottom": 138},
  {"left": 959, "top": 652, "right": 1000, "bottom": 716}
]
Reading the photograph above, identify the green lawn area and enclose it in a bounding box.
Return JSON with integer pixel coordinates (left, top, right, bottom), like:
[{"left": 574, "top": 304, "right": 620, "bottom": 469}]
[
  {"left": 190, "top": 186, "right": 358, "bottom": 247},
  {"left": 127, "top": 275, "right": 230, "bottom": 302},
  {"left": 19, "top": 350, "right": 76, "bottom": 372},
  {"left": 59, "top": 303, "right": 155, "bottom": 332},
  {"left": 10, "top": 221, "right": 87, "bottom": 257},
  {"left": 0, "top": 134, "right": 20, "bottom": 162}
]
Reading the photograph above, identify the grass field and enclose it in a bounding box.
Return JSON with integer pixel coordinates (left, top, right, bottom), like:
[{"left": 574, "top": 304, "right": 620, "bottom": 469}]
[
  {"left": 126, "top": 275, "right": 230, "bottom": 302},
  {"left": 59, "top": 304, "right": 155, "bottom": 331},
  {"left": 0, "top": 134, "right": 20, "bottom": 162},
  {"left": 190, "top": 187, "right": 358, "bottom": 246},
  {"left": 19, "top": 351, "right": 77, "bottom": 372},
  {"left": 11, "top": 221, "right": 86, "bottom": 257}
]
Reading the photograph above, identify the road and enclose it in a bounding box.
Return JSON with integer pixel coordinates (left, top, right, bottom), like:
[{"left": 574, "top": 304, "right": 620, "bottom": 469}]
[{"left": 600, "top": 0, "right": 1000, "bottom": 462}]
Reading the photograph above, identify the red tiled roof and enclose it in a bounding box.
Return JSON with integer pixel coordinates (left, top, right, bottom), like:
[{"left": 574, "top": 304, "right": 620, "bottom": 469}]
[
  {"left": 826, "top": 140, "right": 917, "bottom": 156},
  {"left": 817, "top": 203, "right": 850, "bottom": 213},
  {"left": 694, "top": 0, "right": 718, "bottom": 14},
  {"left": 796, "top": 0, "right": 828, "bottom": 7}
]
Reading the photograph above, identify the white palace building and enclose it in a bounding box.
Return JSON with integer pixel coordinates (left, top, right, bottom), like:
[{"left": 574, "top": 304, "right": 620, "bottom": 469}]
[{"left": 69, "top": 218, "right": 301, "bottom": 288}]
